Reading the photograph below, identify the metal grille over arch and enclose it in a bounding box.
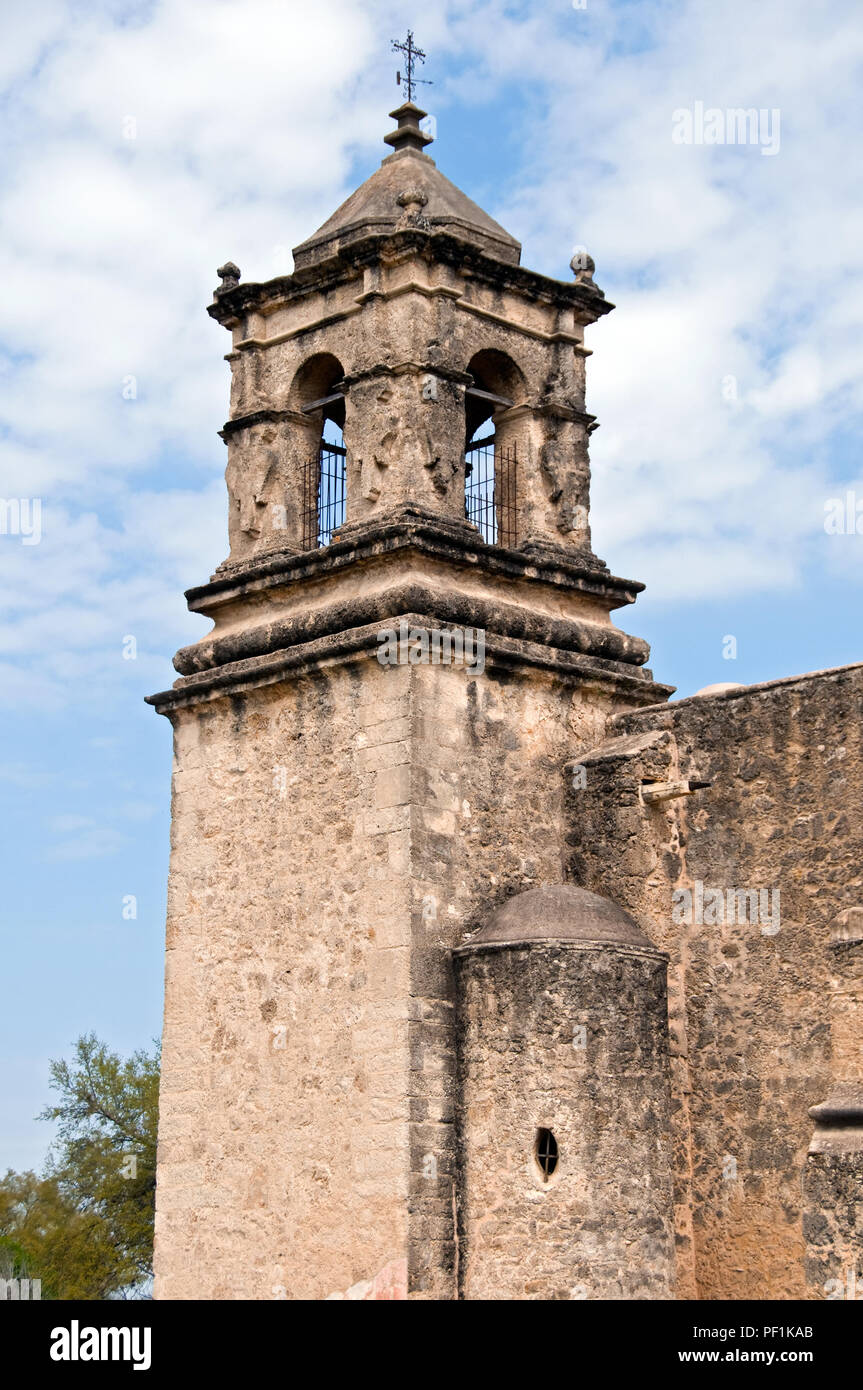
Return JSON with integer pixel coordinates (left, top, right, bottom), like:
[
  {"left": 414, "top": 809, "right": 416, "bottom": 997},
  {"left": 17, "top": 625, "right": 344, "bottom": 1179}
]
[
  {"left": 294, "top": 354, "right": 347, "bottom": 550},
  {"left": 464, "top": 350, "right": 523, "bottom": 547},
  {"left": 464, "top": 436, "right": 517, "bottom": 547},
  {"left": 304, "top": 427, "right": 346, "bottom": 549}
]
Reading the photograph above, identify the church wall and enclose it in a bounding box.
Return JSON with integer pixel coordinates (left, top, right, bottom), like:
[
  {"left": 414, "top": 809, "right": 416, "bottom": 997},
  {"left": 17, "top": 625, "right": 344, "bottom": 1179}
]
[
  {"left": 404, "top": 653, "right": 656, "bottom": 1296},
  {"left": 153, "top": 627, "right": 656, "bottom": 1299},
  {"left": 153, "top": 655, "right": 415, "bottom": 1300},
  {"left": 454, "top": 938, "right": 676, "bottom": 1300},
  {"left": 567, "top": 664, "right": 863, "bottom": 1299}
]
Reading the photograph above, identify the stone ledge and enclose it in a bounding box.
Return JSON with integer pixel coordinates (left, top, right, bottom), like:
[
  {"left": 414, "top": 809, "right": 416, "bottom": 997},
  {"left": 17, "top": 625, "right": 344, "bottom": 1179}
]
[
  {"left": 452, "top": 937, "right": 668, "bottom": 963},
  {"left": 195, "top": 509, "right": 641, "bottom": 612},
  {"left": 146, "top": 618, "right": 674, "bottom": 716},
  {"left": 174, "top": 579, "right": 653, "bottom": 679},
  {"left": 208, "top": 227, "right": 614, "bottom": 328}
]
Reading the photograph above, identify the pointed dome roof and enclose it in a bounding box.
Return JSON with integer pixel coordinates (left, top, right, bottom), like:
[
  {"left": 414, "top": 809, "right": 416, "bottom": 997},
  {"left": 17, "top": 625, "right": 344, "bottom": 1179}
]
[{"left": 292, "top": 103, "right": 521, "bottom": 271}]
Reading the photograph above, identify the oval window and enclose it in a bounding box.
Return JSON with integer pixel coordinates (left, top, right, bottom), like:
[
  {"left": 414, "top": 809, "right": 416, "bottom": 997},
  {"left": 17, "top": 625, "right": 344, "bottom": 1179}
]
[{"left": 535, "top": 1127, "right": 559, "bottom": 1181}]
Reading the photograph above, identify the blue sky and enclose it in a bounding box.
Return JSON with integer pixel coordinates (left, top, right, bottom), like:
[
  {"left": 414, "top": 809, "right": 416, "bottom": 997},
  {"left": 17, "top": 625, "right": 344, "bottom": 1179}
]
[{"left": 2, "top": 0, "right": 862, "bottom": 1171}]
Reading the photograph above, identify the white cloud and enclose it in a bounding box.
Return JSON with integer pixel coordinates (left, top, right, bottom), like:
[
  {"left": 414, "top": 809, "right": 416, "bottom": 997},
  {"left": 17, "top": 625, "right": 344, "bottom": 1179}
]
[
  {"left": 0, "top": 0, "right": 861, "bottom": 703},
  {"left": 0, "top": 0, "right": 409, "bottom": 709},
  {"left": 0, "top": 763, "right": 59, "bottom": 789},
  {"left": 473, "top": 0, "right": 863, "bottom": 601},
  {"left": 47, "top": 814, "right": 95, "bottom": 833}
]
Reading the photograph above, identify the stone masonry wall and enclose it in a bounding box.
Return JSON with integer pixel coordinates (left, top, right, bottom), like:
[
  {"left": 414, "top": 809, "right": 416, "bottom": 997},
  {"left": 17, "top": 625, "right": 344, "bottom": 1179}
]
[
  {"left": 454, "top": 940, "right": 676, "bottom": 1300},
  {"left": 403, "top": 652, "right": 644, "bottom": 1295},
  {"left": 567, "top": 663, "right": 863, "bottom": 1299},
  {"left": 154, "top": 655, "right": 414, "bottom": 1300},
  {"left": 803, "top": 934, "right": 863, "bottom": 1300},
  {"left": 154, "top": 635, "right": 648, "bottom": 1299}
]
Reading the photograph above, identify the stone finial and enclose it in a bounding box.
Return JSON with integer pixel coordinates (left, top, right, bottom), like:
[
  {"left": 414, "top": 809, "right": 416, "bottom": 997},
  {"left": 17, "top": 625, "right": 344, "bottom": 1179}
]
[
  {"left": 384, "top": 102, "right": 434, "bottom": 155},
  {"left": 570, "top": 248, "right": 603, "bottom": 296},
  {"left": 397, "top": 188, "right": 428, "bottom": 210},
  {"left": 396, "top": 187, "right": 430, "bottom": 231},
  {"left": 215, "top": 262, "right": 241, "bottom": 296}
]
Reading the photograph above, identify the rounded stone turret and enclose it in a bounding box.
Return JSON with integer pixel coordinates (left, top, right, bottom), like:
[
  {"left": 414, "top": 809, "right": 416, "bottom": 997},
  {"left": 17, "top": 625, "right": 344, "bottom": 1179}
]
[
  {"left": 466, "top": 882, "right": 653, "bottom": 948},
  {"left": 453, "top": 884, "right": 676, "bottom": 1300}
]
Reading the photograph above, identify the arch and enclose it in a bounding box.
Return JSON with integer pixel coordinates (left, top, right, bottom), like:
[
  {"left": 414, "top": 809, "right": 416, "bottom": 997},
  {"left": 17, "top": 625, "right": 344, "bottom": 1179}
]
[
  {"left": 463, "top": 349, "right": 526, "bottom": 444},
  {"left": 463, "top": 350, "right": 525, "bottom": 547},
  {"left": 291, "top": 354, "right": 347, "bottom": 548}
]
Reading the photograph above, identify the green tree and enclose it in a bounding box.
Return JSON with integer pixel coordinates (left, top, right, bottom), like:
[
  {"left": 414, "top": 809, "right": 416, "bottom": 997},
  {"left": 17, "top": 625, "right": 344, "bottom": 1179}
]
[
  {"left": 0, "top": 1034, "right": 159, "bottom": 1299},
  {"left": 0, "top": 1169, "right": 127, "bottom": 1299}
]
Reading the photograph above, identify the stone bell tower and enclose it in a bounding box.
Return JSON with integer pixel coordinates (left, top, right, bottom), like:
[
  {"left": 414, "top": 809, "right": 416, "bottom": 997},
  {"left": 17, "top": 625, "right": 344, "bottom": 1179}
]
[{"left": 148, "top": 102, "right": 673, "bottom": 1300}]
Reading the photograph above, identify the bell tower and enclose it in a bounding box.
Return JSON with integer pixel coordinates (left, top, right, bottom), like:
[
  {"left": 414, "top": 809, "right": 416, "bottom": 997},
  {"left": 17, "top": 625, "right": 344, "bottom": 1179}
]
[{"left": 148, "top": 102, "right": 673, "bottom": 1300}]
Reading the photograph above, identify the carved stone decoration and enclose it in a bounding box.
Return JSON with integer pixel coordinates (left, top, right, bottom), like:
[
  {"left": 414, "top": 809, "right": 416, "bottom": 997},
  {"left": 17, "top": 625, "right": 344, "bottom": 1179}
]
[
  {"left": 396, "top": 188, "right": 431, "bottom": 231},
  {"left": 215, "top": 261, "right": 241, "bottom": 295},
  {"left": 424, "top": 446, "right": 459, "bottom": 498},
  {"left": 538, "top": 431, "right": 587, "bottom": 540},
  {"left": 356, "top": 448, "right": 387, "bottom": 503},
  {"left": 225, "top": 424, "right": 292, "bottom": 558},
  {"left": 569, "top": 249, "right": 604, "bottom": 297},
  {"left": 348, "top": 373, "right": 461, "bottom": 514},
  {"left": 539, "top": 432, "right": 565, "bottom": 505},
  {"left": 355, "top": 419, "right": 455, "bottom": 504}
]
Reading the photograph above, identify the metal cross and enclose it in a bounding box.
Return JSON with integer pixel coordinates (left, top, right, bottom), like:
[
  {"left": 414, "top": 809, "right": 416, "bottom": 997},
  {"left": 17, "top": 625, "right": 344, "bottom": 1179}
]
[{"left": 391, "top": 30, "right": 432, "bottom": 102}]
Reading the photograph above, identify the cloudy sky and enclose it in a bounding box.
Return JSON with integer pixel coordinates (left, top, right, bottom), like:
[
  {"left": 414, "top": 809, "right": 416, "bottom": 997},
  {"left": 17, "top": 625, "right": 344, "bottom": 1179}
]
[{"left": 2, "top": 0, "right": 862, "bottom": 1170}]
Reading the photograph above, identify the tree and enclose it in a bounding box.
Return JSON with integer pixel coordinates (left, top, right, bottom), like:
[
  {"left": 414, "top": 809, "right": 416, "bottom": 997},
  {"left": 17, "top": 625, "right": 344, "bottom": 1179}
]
[
  {"left": 0, "top": 1169, "right": 127, "bottom": 1299},
  {"left": 0, "top": 1034, "right": 159, "bottom": 1299}
]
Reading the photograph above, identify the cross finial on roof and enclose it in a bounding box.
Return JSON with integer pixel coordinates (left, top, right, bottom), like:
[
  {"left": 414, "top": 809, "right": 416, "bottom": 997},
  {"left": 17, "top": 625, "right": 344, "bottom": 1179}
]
[{"left": 391, "top": 29, "right": 432, "bottom": 103}]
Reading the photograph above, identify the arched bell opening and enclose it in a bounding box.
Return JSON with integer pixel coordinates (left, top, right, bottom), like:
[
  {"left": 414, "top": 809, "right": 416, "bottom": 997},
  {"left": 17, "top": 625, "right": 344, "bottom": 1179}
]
[
  {"left": 464, "top": 350, "right": 523, "bottom": 547},
  {"left": 291, "top": 353, "right": 347, "bottom": 549}
]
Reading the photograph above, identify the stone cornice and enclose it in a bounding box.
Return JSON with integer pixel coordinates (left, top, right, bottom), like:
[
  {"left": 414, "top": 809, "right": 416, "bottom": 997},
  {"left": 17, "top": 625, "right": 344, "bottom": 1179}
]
[
  {"left": 452, "top": 938, "right": 668, "bottom": 962},
  {"left": 217, "top": 384, "right": 596, "bottom": 436},
  {"left": 146, "top": 616, "right": 673, "bottom": 717},
  {"left": 225, "top": 282, "right": 593, "bottom": 356},
  {"left": 218, "top": 407, "right": 309, "bottom": 440},
  {"left": 189, "top": 511, "right": 644, "bottom": 612},
  {"left": 338, "top": 361, "right": 474, "bottom": 390},
  {"left": 172, "top": 577, "right": 652, "bottom": 679},
  {"left": 208, "top": 228, "right": 613, "bottom": 332}
]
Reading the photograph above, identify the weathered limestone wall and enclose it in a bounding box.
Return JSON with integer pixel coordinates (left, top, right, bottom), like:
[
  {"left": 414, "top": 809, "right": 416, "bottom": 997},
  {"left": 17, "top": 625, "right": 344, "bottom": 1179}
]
[
  {"left": 567, "top": 664, "right": 863, "bottom": 1299},
  {"left": 154, "top": 655, "right": 415, "bottom": 1300},
  {"left": 403, "top": 654, "right": 638, "bottom": 1296},
  {"left": 154, "top": 630, "right": 655, "bottom": 1299},
  {"left": 803, "top": 929, "right": 863, "bottom": 1299},
  {"left": 454, "top": 939, "right": 676, "bottom": 1300}
]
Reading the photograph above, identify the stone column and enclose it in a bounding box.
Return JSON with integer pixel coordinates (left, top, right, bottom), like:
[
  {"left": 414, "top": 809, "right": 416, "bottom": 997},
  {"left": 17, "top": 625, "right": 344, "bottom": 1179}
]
[
  {"left": 453, "top": 884, "right": 677, "bottom": 1300},
  {"left": 803, "top": 908, "right": 863, "bottom": 1300}
]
